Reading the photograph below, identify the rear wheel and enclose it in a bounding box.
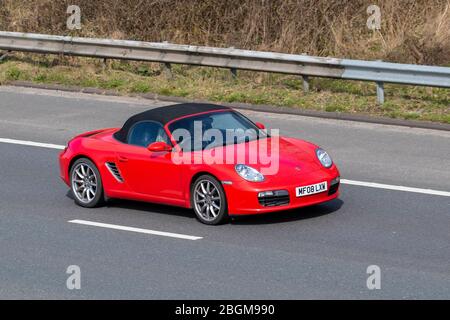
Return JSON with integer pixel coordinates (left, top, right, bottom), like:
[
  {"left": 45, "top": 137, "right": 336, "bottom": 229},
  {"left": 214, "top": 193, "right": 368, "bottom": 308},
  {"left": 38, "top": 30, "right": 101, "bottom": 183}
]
[
  {"left": 191, "top": 175, "right": 228, "bottom": 225},
  {"left": 70, "top": 158, "right": 104, "bottom": 208}
]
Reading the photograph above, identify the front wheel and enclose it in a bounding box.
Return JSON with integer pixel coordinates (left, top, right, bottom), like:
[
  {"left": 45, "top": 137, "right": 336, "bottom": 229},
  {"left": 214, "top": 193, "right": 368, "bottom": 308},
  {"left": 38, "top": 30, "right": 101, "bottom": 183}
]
[
  {"left": 191, "top": 175, "right": 228, "bottom": 225},
  {"left": 70, "top": 158, "right": 104, "bottom": 208}
]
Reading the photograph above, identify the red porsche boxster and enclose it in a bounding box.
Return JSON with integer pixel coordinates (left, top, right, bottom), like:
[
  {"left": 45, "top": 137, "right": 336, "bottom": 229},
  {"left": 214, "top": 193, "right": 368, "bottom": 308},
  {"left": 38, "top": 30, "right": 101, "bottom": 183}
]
[{"left": 59, "top": 103, "right": 340, "bottom": 225}]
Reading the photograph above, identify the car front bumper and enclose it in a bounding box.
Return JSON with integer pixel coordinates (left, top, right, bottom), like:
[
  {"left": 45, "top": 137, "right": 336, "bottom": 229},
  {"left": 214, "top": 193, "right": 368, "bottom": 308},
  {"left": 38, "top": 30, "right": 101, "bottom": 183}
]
[
  {"left": 59, "top": 147, "right": 72, "bottom": 186},
  {"left": 223, "top": 167, "right": 340, "bottom": 215}
]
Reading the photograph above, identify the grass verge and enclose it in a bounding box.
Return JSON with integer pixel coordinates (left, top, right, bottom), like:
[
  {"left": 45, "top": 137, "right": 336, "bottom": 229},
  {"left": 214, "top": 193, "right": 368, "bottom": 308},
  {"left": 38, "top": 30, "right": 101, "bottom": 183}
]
[{"left": 0, "top": 54, "right": 449, "bottom": 124}]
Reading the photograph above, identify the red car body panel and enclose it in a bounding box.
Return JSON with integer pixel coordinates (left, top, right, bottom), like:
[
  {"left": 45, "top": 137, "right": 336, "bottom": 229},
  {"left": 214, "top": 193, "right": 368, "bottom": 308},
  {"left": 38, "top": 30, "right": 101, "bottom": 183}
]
[{"left": 59, "top": 110, "right": 340, "bottom": 215}]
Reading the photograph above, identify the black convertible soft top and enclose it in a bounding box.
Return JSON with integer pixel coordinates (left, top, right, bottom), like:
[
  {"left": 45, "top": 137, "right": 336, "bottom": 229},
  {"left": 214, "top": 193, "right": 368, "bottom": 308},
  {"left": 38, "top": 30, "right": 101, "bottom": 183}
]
[{"left": 114, "top": 103, "right": 231, "bottom": 142}]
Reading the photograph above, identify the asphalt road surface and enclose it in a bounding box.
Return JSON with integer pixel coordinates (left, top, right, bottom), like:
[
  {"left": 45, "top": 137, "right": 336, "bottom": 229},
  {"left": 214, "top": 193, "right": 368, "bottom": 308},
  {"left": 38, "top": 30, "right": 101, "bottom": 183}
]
[{"left": 0, "top": 86, "right": 449, "bottom": 299}]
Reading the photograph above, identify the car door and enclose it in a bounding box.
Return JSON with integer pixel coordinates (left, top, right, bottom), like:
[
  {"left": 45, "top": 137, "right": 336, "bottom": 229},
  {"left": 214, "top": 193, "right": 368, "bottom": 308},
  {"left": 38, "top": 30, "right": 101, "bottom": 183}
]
[{"left": 114, "top": 121, "right": 183, "bottom": 201}]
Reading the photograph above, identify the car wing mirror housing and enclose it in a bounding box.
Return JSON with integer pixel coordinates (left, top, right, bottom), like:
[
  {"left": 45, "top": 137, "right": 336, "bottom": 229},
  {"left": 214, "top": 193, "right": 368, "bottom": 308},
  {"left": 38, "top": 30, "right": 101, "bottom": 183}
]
[
  {"left": 255, "top": 122, "right": 265, "bottom": 130},
  {"left": 147, "top": 141, "right": 172, "bottom": 152}
]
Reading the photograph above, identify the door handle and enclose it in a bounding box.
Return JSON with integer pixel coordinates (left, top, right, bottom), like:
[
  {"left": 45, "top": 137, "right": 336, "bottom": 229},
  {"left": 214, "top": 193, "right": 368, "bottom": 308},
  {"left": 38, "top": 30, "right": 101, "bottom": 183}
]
[{"left": 118, "top": 156, "right": 128, "bottom": 163}]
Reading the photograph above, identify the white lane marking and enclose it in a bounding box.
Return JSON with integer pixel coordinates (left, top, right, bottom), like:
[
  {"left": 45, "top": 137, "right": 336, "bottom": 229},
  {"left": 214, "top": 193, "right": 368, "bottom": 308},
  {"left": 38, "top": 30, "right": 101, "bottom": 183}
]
[
  {"left": 0, "top": 138, "right": 65, "bottom": 150},
  {"left": 69, "top": 219, "right": 203, "bottom": 241},
  {"left": 341, "top": 179, "right": 450, "bottom": 197},
  {"left": 1, "top": 137, "right": 449, "bottom": 197}
]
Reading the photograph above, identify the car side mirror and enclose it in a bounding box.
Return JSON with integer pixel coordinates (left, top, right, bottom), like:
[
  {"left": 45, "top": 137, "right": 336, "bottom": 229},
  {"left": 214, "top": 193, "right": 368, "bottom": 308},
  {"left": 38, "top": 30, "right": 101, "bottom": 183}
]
[
  {"left": 255, "top": 122, "right": 265, "bottom": 130},
  {"left": 147, "top": 141, "right": 172, "bottom": 152}
]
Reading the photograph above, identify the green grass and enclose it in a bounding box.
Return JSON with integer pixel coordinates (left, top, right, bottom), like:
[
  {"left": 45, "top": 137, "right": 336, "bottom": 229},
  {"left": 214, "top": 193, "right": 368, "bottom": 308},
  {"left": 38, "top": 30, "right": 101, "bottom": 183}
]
[
  {"left": 5, "top": 66, "right": 22, "bottom": 80},
  {"left": 0, "top": 54, "right": 449, "bottom": 124}
]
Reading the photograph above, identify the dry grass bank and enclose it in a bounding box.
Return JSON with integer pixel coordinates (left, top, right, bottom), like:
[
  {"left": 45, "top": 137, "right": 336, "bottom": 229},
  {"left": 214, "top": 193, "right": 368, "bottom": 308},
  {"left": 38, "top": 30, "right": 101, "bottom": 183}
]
[
  {"left": 1, "top": 55, "right": 448, "bottom": 123},
  {"left": 0, "top": 0, "right": 449, "bottom": 65}
]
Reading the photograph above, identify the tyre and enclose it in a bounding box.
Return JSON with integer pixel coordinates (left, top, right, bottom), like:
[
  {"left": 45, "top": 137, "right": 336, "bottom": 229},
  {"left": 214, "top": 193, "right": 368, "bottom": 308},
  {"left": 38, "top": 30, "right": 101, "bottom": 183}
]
[
  {"left": 70, "top": 158, "right": 105, "bottom": 208},
  {"left": 191, "top": 175, "right": 228, "bottom": 225}
]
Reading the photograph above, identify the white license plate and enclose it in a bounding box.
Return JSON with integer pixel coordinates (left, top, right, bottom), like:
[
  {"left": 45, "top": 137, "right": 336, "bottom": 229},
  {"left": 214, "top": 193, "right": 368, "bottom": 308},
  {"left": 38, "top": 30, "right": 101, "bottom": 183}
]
[{"left": 296, "top": 181, "right": 328, "bottom": 197}]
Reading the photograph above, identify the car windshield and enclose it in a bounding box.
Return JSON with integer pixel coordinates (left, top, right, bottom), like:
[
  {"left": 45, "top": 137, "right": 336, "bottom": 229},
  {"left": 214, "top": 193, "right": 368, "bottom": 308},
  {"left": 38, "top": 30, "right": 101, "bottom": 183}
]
[{"left": 168, "top": 111, "right": 267, "bottom": 151}]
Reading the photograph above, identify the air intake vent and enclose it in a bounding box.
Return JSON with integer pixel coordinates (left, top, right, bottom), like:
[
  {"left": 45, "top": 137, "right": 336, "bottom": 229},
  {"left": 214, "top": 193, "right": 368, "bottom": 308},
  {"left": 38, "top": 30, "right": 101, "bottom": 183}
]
[
  {"left": 328, "top": 182, "right": 339, "bottom": 196},
  {"left": 258, "top": 190, "right": 290, "bottom": 207},
  {"left": 105, "top": 162, "right": 124, "bottom": 183}
]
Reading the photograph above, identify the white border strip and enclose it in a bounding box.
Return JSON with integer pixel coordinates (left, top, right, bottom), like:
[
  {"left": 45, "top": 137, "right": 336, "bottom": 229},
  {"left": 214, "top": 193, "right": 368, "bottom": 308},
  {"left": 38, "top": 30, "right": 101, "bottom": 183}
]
[
  {"left": 0, "top": 138, "right": 65, "bottom": 150},
  {"left": 341, "top": 179, "right": 450, "bottom": 197},
  {"left": 69, "top": 219, "right": 203, "bottom": 241}
]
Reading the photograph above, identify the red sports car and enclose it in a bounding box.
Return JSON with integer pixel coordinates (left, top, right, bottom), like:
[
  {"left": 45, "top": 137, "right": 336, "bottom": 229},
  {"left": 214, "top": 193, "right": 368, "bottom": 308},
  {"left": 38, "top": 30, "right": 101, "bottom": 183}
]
[{"left": 59, "top": 103, "right": 340, "bottom": 225}]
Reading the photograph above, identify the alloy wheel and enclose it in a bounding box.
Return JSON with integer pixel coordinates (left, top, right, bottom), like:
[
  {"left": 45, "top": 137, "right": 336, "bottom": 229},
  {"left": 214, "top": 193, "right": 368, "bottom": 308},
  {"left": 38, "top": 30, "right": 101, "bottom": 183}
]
[
  {"left": 71, "top": 162, "right": 98, "bottom": 204},
  {"left": 193, "top": 179, "right": 222, "bottom": 222}
]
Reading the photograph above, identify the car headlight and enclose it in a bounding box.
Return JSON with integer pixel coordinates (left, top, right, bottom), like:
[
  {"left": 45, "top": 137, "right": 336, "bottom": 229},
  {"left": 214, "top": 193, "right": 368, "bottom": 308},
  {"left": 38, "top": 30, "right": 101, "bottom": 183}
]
[
  {"left": 316, "top": 148, "right": 333, "bottom": 168},
  {"left": 235, "top": 164, "right": 265, "bottom": 182}
]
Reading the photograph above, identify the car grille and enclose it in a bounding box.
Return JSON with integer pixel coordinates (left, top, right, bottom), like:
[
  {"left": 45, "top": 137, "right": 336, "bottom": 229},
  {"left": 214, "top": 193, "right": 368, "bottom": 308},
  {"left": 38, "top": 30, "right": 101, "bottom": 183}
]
[
  {"left": 258, "top": 190, "right": 290, "bottom": 207},
  {"left": 105, "top": 162, "right": 124, "bottom": 183}
]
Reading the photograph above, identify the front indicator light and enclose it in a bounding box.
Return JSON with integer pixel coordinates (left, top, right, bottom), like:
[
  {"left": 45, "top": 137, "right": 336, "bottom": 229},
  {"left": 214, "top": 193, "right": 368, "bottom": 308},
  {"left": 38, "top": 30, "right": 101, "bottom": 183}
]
[
  {"left": 331, "top": 176, "right": 340, "bottom": 185},
  {"left": 258, "top": 191, "right": 274, "bottom": 197}
]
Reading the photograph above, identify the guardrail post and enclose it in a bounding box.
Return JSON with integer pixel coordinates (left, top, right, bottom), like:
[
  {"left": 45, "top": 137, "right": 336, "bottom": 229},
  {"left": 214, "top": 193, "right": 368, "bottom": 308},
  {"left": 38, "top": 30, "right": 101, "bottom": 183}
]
[
  {"left": 160, "top": 41, "right": 173, "bottom": 79},
  {"left": 162, "top": 62, "right": 173, "bottom": 79},
  {"left": 302, "top": 75, "right": 310, "bottom": 93},
  {"left": 0, "top": 50, "right": 11, "bottom": 62},
  {"left": 376, "top": 81, "right": 385, "bottom": 104},
  {"left": 230, "top": 68, "right": 237, "bottom": 79},
  {"left": 228, "top": 47, "right": 238, "bottom": 79}
]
